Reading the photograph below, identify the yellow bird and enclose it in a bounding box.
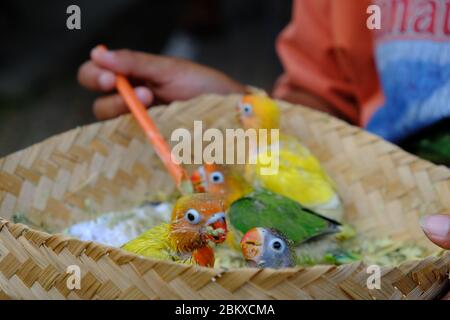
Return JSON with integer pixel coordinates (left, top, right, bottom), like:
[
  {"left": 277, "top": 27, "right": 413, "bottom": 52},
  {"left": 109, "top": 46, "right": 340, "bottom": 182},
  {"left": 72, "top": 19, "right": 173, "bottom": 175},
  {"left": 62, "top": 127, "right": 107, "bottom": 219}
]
[
  {"left": 237, "top": 94, "right": 343, "bottom": 221},
  {"left": 121, "top": 193, "right": 228, "bottom": 267}
]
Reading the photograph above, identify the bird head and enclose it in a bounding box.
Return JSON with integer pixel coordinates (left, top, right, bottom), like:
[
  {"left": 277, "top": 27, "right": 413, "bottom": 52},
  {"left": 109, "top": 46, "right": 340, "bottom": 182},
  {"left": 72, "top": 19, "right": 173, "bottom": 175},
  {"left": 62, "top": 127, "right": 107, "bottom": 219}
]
[
  {"left": 240, "top": 227, "right": 295, "bottom": 268},
  {"left": 237, "top": 95, "right": 280, "bottom": 130},
  {"left": 170, "top": 193, "right": 228, "bottom": 253},
  {"left": 190, "top": 163, "right": 252, "bottom": 206}
]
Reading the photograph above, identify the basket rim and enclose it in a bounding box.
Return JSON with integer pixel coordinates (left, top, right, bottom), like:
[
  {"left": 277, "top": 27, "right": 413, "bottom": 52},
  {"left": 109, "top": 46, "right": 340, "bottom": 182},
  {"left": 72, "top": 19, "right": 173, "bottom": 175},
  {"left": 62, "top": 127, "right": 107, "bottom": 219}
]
[
  {"left": 1, "top": 214, "right": 447, "bottom": 272},
  {"left": 1, "top": 215, "right": 449, "bottom": 300}
]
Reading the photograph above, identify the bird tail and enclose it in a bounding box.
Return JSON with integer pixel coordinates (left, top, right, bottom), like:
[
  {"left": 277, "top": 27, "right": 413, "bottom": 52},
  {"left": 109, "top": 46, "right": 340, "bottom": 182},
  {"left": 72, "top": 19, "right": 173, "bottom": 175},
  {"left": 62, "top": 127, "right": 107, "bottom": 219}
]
[{"left": 300, "top": 206, "right": 343, "bottom": 242}]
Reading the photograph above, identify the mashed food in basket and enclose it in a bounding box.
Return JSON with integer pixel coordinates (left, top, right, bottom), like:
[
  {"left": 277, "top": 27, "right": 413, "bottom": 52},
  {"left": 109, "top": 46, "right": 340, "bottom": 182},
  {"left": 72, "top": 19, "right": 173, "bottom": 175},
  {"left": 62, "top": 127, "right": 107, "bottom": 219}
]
[{"left": 60, "top": 200, "right": 428, "bottom": 269}]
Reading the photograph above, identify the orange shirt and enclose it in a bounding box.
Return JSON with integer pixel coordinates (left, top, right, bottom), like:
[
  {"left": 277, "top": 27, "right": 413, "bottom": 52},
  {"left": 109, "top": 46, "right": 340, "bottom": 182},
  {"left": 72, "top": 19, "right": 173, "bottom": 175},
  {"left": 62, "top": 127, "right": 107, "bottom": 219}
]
[{"left": 273, "top": 0, "right": 383, "bottom": 126}]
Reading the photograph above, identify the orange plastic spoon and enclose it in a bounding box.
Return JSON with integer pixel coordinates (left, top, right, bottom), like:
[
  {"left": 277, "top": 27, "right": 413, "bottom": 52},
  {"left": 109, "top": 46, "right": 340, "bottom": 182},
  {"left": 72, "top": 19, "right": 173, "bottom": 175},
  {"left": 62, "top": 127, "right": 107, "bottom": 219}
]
[{"left": 97, "top": 45, "right": 192, "bottom": 194}]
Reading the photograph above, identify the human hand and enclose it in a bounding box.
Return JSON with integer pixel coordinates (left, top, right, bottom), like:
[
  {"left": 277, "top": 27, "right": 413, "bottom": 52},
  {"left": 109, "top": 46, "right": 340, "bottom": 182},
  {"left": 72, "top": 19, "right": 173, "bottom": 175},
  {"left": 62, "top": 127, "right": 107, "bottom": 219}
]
[
  {"left": 420, "top": 214, "right": 450, "bottom": 300},
  {"left": 78, "top": 46, "right": 246, "bottom": 120}
]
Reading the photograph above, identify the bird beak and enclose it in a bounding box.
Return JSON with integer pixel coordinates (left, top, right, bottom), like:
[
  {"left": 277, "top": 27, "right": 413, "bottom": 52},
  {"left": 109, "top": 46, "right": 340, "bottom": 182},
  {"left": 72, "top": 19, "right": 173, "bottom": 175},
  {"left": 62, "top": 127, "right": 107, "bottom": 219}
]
[
  {"left": 191, "top": 167, "right": 206, "bottom": 193},
  {"left": 204, "top": 212, "right": 227, "bottom": 244},
  {"left": 240, "top": 228, "right": 263, "bottom": 263}
]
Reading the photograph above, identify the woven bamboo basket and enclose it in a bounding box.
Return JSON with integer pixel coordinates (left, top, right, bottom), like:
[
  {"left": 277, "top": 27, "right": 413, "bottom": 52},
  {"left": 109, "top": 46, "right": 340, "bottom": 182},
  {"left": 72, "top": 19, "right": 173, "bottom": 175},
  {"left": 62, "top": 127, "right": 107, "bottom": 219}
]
[{"left": 0, "top": 94, "right": 449, "bottom": 300}]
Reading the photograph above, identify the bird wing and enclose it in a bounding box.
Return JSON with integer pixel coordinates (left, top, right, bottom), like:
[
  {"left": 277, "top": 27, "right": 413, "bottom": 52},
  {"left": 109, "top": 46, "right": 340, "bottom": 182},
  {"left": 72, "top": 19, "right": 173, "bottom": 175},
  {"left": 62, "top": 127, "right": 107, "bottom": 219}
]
[
  {"left": 246, "top": 134, "right": 343, "bottom": 220},
  {"left": 229, "top": 189, "right": 340, "bottom": 246},
  {"left": 121, "top": 223, "right": 179, "bottom": 261}
]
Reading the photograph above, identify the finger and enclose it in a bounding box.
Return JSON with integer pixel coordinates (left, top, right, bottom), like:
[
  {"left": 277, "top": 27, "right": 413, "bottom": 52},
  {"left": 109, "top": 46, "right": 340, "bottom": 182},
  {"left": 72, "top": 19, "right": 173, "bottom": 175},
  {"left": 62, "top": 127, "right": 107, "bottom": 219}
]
[
  {"left": 420, "top": 214, "right": 450, "bottom": 249},
  {"left": 93, "top": 86, "right": 153, "bottom": 120},
  {"left": 90, "top": 46, "right": 174, "bottom": 84},
  {"left": 78, "top": 60, "right": 116, "bottom": 91}
]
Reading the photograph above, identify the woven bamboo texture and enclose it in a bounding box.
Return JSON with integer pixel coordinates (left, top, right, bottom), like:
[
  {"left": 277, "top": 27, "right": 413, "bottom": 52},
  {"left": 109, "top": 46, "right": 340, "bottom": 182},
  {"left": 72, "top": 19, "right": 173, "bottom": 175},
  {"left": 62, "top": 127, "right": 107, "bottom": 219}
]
[{"left": 0, "top": 94, "right": 449, "bottom": 300}]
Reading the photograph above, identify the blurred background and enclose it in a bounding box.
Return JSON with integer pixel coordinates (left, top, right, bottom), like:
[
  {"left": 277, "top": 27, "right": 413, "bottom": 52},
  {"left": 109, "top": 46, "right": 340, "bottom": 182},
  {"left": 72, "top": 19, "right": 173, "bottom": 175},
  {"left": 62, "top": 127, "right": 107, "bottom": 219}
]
[{"left": 0, "top": 0, "right": 292, "bottom": 157}]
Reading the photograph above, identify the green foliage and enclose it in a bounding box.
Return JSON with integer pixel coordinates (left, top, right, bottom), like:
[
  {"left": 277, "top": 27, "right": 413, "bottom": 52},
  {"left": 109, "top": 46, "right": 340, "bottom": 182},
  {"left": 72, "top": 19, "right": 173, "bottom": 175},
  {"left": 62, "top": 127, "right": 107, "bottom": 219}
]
[{"left": 402, "top": 120, "right": 450, "bottom": 166}]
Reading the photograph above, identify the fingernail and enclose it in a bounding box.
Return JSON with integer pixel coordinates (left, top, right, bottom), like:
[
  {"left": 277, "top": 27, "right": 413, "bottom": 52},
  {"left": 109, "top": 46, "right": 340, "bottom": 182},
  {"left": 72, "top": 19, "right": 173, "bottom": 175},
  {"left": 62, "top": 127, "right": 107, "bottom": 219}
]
[
  {"left": 420, "top": 215, "right": 450, "bottom": 238},
  {"left": 91, "top": 47, "right": 116, "bottom": 64},
  {"left": 98, "top": 72, "right": 116, "bottom": 89},
  {"left": 135, "top": 87, "right": 152, "bottom": 105}
]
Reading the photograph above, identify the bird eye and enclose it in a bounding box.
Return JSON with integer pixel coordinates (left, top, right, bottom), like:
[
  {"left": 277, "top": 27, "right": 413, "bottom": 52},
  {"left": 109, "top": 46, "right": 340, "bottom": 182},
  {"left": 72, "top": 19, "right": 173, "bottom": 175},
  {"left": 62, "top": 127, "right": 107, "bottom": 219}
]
[
  {"left": 269, "top": 238, "right": 285, "bottom": 252},
  {"left": 184, "top": 209, "right": 201, "bottom": 224},
  {"left": 210, "top": 171, "right": 224, "bottom": 184},
  {"left": 239, "top": 103, "right": 253, "bottom": 116}
]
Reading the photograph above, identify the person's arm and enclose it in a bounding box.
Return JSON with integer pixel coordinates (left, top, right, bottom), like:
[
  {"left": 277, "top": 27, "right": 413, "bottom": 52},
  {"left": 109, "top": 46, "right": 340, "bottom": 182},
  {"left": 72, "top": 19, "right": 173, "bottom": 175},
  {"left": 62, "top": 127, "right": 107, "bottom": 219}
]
[
  {"left": 273, "top": 0, "right": 380, "bottom": 125},
  {"left": 78, "top": 46, "right": 246, "bottom": 120},
  {"left": 421, "top": 214, "right": 450, "bottom": 300}
]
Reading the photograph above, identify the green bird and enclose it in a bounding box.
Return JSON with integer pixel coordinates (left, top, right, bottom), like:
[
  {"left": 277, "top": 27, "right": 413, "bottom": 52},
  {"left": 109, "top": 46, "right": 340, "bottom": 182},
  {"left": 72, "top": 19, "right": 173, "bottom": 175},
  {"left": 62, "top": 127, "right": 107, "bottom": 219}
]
[
  {"left": 229, "top": 189, "right": 360, "bottom": 265},
  {"left": 228, "top": 189, "right": 341, "bottom": 246}
]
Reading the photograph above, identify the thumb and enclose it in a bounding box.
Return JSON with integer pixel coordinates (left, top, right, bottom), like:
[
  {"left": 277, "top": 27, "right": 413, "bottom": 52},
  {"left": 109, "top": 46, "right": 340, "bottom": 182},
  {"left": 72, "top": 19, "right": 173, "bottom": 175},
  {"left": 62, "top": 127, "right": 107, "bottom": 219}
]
[
  {"left": 420, "top": 214, "right": 450, "bottom": 249},
  {"left": 90, "top": 46, "right": 174, "bottom": 84}
]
